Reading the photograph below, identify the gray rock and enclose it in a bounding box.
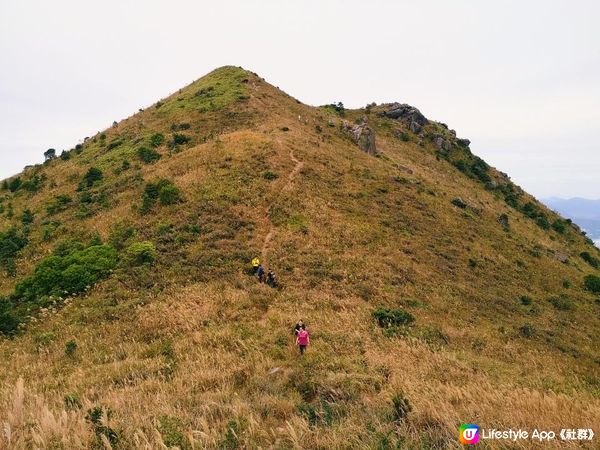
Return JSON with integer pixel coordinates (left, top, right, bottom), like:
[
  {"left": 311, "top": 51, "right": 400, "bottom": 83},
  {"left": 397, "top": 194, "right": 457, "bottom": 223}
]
[
  {"left": 457, "top": 138, "right": 471, "bottom": 148},
  {"left": 409, "top": 121, "right": 422, "bottom": 134},
  {"left": 451, "top": 198, "right": 468, "bottom": 209},
  {"left": 384, "top": 103, "right": 429, "bottom": 127},
  {"left": 555, "top": 252, "right": 569, "bottom": 264},
  {"left": 343, "top": 119, "right": 377, "bottom": 155}
]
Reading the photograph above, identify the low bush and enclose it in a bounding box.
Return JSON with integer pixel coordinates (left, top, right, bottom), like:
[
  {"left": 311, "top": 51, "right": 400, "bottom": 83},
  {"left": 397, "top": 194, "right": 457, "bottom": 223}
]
[
  {"left": 109, "top": 222, "right": 136, "bottom": 251},
  {"left": 584, "top": 274, "right": 600, "bottom": 294},
  {"left": 21, "top": 209, "right": 34, "bottom": 225},
  {"left": 106, "top": 139, "right": 122, "bottom": 151},
  {"left": 170, "top": 133, "right": 190, "bottom": 147},
  {"left": 520, "top": 295, "right": 532, "bottom": 306},
  {"left": 80, "top": 167, "right": 103, "bottom": 189},
  {"left": 0, "top": 297, "right": 20, "bottom": 336},
  {"left": 46, "top": 194, "right": 72, "bottom": 215},
  {"left": 580, "top": 251, "right": 599, "bottom": 269},
  {"left": 159, "top": 184, "right": 181, "bottom": 205},
  {"left": 373, "top": 307, "right": 415, "bottom": 328},
  {"left": 125, "top": 241, "right": 157, "bottom": 266},
  {"left": 149, "top": 133, "right": 165, "bottom": 148},
  {"left": 137, "top": 147, "right": 161, "bottom": 164},
  {"left": 0, "top": 227, "right": 28, "bottom": 275},
  {"left": 65, "top": 340, "right": 77, "bottom": 358},
  {"left": 548, "top": 295, "right": 574, "bottom": 311},
  {"left": 141, "top": 179, "right": 181, "bottom": 213},
  {"left": 263, "top": 171, "right": 278, "bottom": 180},
  {"left": 8, "top": 177, "right": 22, "bottom": 192},
  {"left": 551, "top": 219, "right": 567, "bottom": 234}
]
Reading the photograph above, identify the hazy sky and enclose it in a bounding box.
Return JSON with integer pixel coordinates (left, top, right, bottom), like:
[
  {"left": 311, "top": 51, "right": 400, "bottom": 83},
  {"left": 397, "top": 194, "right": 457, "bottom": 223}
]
[{"left": 1, "top": 0, "right": 598, "bottom": 198}]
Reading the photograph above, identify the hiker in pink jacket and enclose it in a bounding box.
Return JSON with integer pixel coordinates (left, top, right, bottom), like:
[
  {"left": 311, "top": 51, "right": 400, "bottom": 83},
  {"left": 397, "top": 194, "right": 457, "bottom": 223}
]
[{"left": 296, "top": 327, "right": 310, "bottom": 355}]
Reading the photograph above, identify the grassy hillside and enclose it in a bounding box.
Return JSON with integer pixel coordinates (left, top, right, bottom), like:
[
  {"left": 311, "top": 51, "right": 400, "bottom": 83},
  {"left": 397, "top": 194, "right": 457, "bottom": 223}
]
[{"left": 0, "top": 66, "right": 599, "bottom": 449}]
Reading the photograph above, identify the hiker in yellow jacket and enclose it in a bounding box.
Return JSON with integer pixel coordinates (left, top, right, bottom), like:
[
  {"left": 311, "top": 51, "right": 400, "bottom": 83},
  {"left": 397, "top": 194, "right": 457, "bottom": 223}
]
[{"left": 251, "top": 257, "right": 260, "bottom": 275}]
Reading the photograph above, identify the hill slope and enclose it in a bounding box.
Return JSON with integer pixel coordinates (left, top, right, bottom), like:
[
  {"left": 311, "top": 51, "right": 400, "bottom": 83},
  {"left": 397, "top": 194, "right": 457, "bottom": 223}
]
[{"left": 0, "top": 66, "right": 599, "bottom": 449}]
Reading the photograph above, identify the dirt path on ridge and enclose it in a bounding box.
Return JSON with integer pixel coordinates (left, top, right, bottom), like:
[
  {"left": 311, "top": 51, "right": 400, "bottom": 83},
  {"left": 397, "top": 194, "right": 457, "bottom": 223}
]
[{"left": 260, "top": 141, "right": 304, "bottom": 263}]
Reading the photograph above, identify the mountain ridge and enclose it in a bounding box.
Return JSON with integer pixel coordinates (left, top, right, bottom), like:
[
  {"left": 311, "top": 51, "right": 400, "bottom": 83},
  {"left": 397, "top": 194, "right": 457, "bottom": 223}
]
[{"left": 0, "top": 66, "right": 599, "bottom": 449}]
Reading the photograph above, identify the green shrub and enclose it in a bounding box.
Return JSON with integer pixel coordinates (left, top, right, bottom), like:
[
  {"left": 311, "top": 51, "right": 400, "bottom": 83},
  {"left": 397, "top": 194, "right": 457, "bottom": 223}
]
[
  {"left": 106, "top": 139, "right": 123, "bottom": 150},
  {"left": 81, "top": 167, "right": 103, "bottom": 188},
  {"left": 125, "top": 241, "right": 157, "bottom": 266},
  {"left": 170, "top": 133, "right": 190, "bottom": 147},
  {"left": 0, "top": 297, "right": 20, "bottom": 336},
  {"left": 536, "top": 216, "right": 551, "bottom": 230},
  {"left": 584, "top": 274, "right": 600, "bottom": 294},
  {"left": 263, "top": 171, "right": 278, "bottom": 180},
  {"left": 551, "top": 219, "right": 567, "bottom": 233},
  {"left": 141, "top": 179, "right": 180, "bottom": 213},
  {"left": 548, "top": 295, "right": 574, "bottom": 311},
  {"left": 520, "top": 296, "right": 532, "bottom": 306},
  {"left": 137, "top": 147, "right": 161, "bottom": 164},
  {"left": 580, "top": 252, "right": 599, "bottom": 269},
  {"left": 159, "top": 184, "right": 181, "bottom": 205},
  {"left": 109, "top": 222, "right": 136, "bottom": 251},
  {"left": 8, "top": 177, "right": 22, "bottom": 192},
  {"left": 46, "top": 194, "right": 72, "bottom": 215},
  {"left": 22, "top": 174, "right": 45, "bottom": 193},
  {"left": 149, "top": 133, "right": 165, "bottom": 148},
  {"left": 373, "top": 307, "right": 415, "bottom": 328},
  {"left": 65, "top": 340, "right": 77, "bottom": 358},
  {"left": 14, "top": 244, "right": 118, "bottom": 302},
  {"left": 21, "top": 209, "right": 34, "bottom": 225},
  {"left": 0, "top": 228, "right": 28, "bottom": 275}
]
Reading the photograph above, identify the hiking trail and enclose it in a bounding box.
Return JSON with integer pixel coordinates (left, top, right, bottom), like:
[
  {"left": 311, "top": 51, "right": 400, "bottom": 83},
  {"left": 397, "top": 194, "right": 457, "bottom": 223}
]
[{"left": 260, "top": 140, "right": 304, "bottom": 263}]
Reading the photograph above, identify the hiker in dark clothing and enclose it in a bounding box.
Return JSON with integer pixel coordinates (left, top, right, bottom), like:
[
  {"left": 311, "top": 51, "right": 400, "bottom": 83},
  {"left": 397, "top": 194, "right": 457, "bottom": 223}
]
[
  {"left": 293, "top": 320, "right": 305, "bottom": 336},
  {"left": 257, "top": 264, "right": 265, "bottom": 283},
  {"left": 266, "top": 269, "right": 276, "bottom": 288}
]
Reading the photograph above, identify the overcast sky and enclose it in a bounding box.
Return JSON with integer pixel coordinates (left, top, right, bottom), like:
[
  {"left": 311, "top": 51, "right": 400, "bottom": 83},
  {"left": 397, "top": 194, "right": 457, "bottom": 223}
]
[{"left": 1, "top": 0, "right": 598, "bottom": 199}]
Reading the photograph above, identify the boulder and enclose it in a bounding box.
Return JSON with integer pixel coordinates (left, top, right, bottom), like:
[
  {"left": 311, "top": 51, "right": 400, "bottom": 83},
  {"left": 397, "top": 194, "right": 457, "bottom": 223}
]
[
  {"left": 451, "top": 198, "right": 468, "bottom": 209},
  {"left": 409, "top": 121, "right": 422, "bottom": 134},
  {"left": 432, "top": 135, "right": 452, "bottom": 151},
  {"left": 343, "top": 119, "right": 377, "bottom": 155}
]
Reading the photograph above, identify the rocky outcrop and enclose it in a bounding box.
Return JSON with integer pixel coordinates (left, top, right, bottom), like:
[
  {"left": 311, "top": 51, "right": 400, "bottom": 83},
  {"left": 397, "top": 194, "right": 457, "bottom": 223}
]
[
  {"left": 343, "top": 118, "right": 377, "bottom": 154},
  {"left": 383, "top": 103, "right": 428, "bottom": 134},
  {"left": 433, "top": 135, "right": 452, "bottom": 151}
]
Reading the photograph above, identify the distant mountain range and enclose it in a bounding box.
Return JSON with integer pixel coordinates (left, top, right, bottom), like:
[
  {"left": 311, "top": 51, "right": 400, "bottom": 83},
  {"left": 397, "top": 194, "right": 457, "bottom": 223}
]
[{"left": 542, "top": 197, "right": 600, "bottom": 245}]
